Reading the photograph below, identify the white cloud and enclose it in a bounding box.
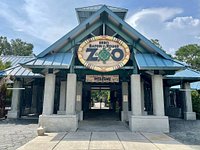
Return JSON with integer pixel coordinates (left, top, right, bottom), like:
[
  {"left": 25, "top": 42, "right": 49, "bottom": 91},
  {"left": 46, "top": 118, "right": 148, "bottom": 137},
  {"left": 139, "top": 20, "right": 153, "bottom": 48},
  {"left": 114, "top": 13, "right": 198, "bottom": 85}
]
[
  {"left": 127, "top": 8, "right": 183, "bottom": 27},
  {"left": 195, "top": 35, "right": 200, "bottom": 40},
  {"left": 167, "top": 16, "right": 200, "bottom": 29},
  {"left": 126, "top": 7, "right": 200, "bottom": 55},
  {"left": 0, "top": 0, "right": 78, "bottom": 44}
]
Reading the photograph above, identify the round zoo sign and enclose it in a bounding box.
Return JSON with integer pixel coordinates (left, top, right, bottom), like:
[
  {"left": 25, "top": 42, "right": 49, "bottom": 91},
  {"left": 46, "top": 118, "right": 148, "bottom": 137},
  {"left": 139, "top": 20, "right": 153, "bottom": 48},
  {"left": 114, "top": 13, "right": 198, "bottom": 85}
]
[{"left": 77, "top": 36, "right": 130, "bottom": 72}]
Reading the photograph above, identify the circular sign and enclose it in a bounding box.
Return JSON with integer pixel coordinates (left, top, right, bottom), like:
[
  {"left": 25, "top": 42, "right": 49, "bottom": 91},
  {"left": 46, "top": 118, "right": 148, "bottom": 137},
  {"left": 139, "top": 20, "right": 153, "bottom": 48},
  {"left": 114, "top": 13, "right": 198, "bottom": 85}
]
[{"left": 77, "top": 36, "right": 130, "bottom": 72}]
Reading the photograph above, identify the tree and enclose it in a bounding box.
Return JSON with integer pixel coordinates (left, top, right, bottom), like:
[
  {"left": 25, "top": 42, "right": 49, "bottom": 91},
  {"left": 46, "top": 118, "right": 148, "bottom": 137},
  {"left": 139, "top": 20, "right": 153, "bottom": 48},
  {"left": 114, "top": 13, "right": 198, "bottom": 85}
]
[
  {"left": 0, "top": 36, "right": 11, "bottom": 55},
  {"left": 11, "top": 39, "right": 33, "bottom": 56},
  {"left": 175, "top": 44, "right": 200, "bottom": 70},
  {"left": 151, "top": 39, "right": 162, "bottom": 49},
  {"left": 0, "top": 60, "right": 11, "bottom": 70},
  {"left": 0, "top": 36, "right": 33, "bottom": 56}
]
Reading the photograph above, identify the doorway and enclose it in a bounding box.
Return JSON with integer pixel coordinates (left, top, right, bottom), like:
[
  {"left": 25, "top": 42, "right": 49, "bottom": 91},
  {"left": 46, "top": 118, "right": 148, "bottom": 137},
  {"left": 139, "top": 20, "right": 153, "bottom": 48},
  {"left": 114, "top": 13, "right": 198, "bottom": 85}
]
[
  {"left": 82, "top": 84, "right": 122, "bottom": 121},
  {"left": 90, "top": 88, "right": 110, "bottom": 110}
]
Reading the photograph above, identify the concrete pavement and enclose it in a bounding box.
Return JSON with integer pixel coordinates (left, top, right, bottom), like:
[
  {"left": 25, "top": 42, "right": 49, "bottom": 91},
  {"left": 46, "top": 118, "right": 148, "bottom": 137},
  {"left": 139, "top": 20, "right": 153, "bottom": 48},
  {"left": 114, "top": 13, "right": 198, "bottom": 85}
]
[
  {"left": 0, "top": 119, "right": 37, "bottom": 150},
  {"left": 18, "top": 131, "right": 193, "bottom": 150}
]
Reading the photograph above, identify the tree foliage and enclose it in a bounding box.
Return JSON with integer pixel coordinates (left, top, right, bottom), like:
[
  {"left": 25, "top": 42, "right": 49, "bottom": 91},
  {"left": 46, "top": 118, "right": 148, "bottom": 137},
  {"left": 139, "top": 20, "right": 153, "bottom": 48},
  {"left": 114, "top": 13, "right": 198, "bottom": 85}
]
[
  {"left": 0, "top": 36, "right": 33, "bottom": 56},
  {"left": 192, "top": 91, "right": 200, "bottom": 114},
  {"left": 150, "top": 39, "right": 162, "bottom": 49},
  {"left": 175, "top": 44, "right": 200, "bottom": 70},
  {"left": 91, "top": 90, "right": 110, "bottom": 102},
  {"left": 0, "top": 60, "right": 11, "bottom": 70}
]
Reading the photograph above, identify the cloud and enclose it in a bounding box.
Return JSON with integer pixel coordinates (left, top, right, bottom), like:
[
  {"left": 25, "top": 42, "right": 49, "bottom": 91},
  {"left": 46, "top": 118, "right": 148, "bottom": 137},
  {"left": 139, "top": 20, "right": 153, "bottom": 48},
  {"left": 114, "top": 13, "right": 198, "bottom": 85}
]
[
  {"left": 127, "top": 7, "right": 183, "bottom": 27},
  {"left": 0, "top": 0, "right": 78, "bottom": 45},
  {"left": 126, "top": 7, "right": 200, "bottom": 55},
  {"left": 167, "top": 16, "right": 200, "bottom": 29}
]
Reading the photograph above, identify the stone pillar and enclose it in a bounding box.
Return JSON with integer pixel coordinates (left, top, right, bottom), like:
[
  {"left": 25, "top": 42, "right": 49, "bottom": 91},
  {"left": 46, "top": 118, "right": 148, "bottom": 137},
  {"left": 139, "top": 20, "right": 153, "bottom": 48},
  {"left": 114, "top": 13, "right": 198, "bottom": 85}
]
[
  {"left": 76, "top": 81, "right": 83, "bottom": 120},
  {"left": 66, "top": 74, "right": 77, "bottom": 115},
  {"left": 7, "top": 81, "right": 22, "bottom": 118},
  {"left": 31, "top": 84, "right": 37, "bottom": 114},
  {"left": 121, "top": 82, "right": 129, "bottom": 121},
  {"left": 131, "top": 74, "right": 142, "bottom": 115},
  {"left": 152, "top": 75, "right": 165, "bottom": 116},
  {"left": 42, "top": 73, "right": 56, "bottom": 115},
  {"left": 183, "top": 82, "right": 196, "bottom": 120},
  {"left": 57, "top": 81, "right": 66, "bottom": 115},
  {"left": 129, "top": 74, "right": 169, "bottom": 132}
]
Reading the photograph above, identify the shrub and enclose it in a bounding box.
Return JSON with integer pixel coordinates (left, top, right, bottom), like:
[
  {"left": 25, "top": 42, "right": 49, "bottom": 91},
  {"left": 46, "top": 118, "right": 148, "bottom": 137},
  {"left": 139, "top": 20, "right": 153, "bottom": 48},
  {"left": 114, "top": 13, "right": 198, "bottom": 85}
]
[{"left": 192, "top": 91, "right": 200, "bottom": 119}]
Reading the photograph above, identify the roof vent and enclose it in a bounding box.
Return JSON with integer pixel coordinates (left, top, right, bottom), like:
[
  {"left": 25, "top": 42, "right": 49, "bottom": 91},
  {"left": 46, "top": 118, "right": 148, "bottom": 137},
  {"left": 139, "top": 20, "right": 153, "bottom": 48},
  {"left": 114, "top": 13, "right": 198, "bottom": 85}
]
[{"left": 75, "top": 5, "right": 128, "bottom": 23}]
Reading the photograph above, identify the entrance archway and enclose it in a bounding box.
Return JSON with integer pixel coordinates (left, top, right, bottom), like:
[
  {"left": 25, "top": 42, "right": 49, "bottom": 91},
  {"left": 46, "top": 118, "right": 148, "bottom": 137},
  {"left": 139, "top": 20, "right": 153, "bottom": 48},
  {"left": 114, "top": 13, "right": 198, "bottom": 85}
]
[{"left": 82, "top": 82, "right": 122, "bottom": 121}]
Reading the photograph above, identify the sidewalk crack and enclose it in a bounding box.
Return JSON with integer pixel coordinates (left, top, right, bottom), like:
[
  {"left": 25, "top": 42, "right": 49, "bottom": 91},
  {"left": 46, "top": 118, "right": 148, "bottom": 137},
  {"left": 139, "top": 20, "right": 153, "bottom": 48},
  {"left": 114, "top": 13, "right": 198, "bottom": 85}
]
[
  {"left": 52, "top": 132, "right": 68, "bottom": 150},
  {"left": 88, "top": 132, "right": 92, "bottom": 150},
  {"left": 115, "top": 132, "right": 125, "bottom": 150}
]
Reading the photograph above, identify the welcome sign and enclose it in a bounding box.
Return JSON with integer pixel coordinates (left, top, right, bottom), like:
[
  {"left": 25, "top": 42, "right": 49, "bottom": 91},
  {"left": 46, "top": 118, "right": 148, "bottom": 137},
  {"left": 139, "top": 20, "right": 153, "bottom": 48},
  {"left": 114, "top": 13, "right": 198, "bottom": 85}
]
[
  {"left": 86, "top": 75, "right": 119, "bottom": 83},
  {"left": 77, "top": 36, "right": 130, "bottom": 72}
]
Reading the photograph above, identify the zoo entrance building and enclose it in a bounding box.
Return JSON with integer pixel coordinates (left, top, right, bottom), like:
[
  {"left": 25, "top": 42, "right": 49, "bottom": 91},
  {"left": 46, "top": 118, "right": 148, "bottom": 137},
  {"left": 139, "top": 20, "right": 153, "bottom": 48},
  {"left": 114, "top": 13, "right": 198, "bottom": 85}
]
[{"left": 1, "top": 5, "right": 199, "bottom": 132}]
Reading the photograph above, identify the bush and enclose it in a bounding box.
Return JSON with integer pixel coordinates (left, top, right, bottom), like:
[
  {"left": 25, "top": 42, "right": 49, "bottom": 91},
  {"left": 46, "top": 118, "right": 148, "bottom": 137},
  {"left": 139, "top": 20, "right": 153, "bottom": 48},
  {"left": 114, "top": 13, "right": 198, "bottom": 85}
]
[{"left": 192, "top": 91, "right": 200, "bottom": 116}]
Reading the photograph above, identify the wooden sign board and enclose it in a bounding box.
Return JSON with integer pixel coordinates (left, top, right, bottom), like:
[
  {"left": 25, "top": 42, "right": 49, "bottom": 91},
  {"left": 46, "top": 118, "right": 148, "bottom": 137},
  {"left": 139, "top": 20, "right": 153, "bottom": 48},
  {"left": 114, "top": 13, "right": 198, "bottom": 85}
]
[
  {"left": 86, "top": 75, "right": 119, "bottom": 83},
  {"left": 77, "top": 36, "right": 130, "bottom": 72}
]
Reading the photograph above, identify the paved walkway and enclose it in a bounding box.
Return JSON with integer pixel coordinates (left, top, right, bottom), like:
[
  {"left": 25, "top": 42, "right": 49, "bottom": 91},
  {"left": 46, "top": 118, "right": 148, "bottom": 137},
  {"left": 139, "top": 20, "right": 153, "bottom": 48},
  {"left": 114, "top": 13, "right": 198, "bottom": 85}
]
[
  {"left": 0, "top": 119, "right": 38, "bottom": 150},
  {"left": 168, "top": 119, "right": 200, "bottom": 150},
  {"left": 18, "top": 131, "right": 193, "bottom": 150},
  {"left": 0, "top": 119, "right": 199, "bottom": 149}
]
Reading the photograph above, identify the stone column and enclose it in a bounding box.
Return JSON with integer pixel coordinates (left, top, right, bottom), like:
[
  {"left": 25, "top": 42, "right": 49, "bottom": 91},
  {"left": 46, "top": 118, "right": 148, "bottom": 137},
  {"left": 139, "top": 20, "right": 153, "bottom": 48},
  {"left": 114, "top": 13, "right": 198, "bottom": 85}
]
[
  {"left": 129, "top": 74, "right": 169, "bottom": 132},
  {"left": 42, "top": 73, "right": 56, "bottom": 115},
  {"left": 76, "top": 81, "right": 83, "bottom": 120},
  {"left": 31, "top": 84, "right": 37, "bottom": 114},
  {"left": 66, "top": 74, "right": 77, "bottom": 115},
  {"left": 131, "top": 74, "right": 142, "bottom": 115},
  {"left": 7, "top": 81, "right": 22, "bottom": 118},
  {"left": 152, "top": 75, "right": 164, "bottom": 116},
  {"left": 183, "top": 82, "right": 196, "bottom": 120},
  {"left": 121, "top": 82, "right": 129, "bottom": 121},
  {"left": 57, "top": 81, "right": 66, "bottom": 115},
  {"left": 38, "top": 73, "right": 78, "bottom": 132}
]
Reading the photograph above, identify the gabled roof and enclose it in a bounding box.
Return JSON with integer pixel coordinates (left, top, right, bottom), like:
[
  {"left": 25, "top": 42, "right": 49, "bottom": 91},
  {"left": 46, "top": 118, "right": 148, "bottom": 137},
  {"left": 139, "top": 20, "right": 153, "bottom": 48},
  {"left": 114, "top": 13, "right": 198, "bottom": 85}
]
[
  {"left": 76, "top": 5, "right": 128, "bottom": 23},
  {"left": 135, "top": 53, "right": 185, "bottom": 70},
  {"left": 76, "top": 5, "right": 128, "bottom": 12},
  {"left": 0, "top": 55, "right": 35, "bottom": 66},
  {"left": 0, "top": 55, "right": 42, "bottom": 78},
  {"left": 22, "top": 52, "right": 73, "bottom": 69},
  {"left": 37, "top": 5, "right": 172, "bottom": 60},
  {"left": 0, "top": 65, "right": 42, "bottom": 77}
]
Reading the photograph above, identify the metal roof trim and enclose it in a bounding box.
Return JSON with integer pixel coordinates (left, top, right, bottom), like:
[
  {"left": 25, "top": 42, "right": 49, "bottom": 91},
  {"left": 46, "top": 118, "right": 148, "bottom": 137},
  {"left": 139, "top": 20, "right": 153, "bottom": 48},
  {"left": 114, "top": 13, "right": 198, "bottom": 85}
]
[{"left": 23, "top": 65, "right": 70, "bottom": 69}]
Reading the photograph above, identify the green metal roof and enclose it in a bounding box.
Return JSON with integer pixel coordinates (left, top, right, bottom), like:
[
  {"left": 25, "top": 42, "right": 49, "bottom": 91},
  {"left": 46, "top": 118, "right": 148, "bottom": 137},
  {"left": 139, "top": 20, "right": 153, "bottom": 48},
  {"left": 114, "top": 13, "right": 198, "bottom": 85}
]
[
  {"left": 135, "top": 53, "right": 185, "bottom": 70},
  {"left": 0, "top": 55, "right": 35, "bottom": 66},
  {"left": 0, "top": 65, "right": 43, "bottom": 77},
  {"left": 22, "top": 52, "right": 73, "bottom": 69},
  {"left": 0, "top": 55, "right": 42, "bottom": 77}
]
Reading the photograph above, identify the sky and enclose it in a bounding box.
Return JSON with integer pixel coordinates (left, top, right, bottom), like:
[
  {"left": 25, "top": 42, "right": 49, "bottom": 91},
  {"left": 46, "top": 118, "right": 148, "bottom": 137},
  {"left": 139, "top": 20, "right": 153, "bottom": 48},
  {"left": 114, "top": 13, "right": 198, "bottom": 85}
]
[{"left": 0, "top": 0, "right": 199, "bottom": 55}]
